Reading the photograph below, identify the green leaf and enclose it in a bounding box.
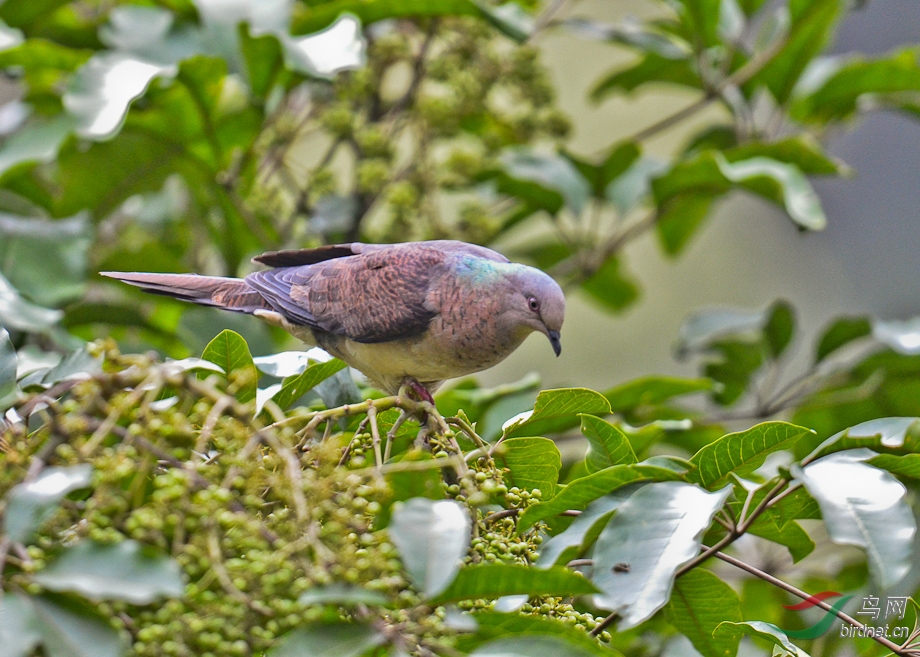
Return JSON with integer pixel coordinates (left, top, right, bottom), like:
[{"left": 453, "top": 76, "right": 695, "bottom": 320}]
[
  {"left": 704, "top": 340, "right": 765, "bottom": 406},
  {"left": 764, "top": 301, "right": 795, "bottom": 358},
  {"left": 390, "top": 498, "right": 471, "bottom": 598},
  {"left": 259, "top": 358, "right": 348, "bottom": 415},
  {"left": 494, "top": 437, "right": 562, "bottom": 499},
  {"left": 814, "top": 316, "right": 871, "bottom": 363},
  {"left": 297, "top": 584, "right": 389, "bottom": 607},
  {"left": 564, "top": 18, "right": 690, "bottom": 60},
  {"left": 458, "top": 611, "right": 625, "bottom": 657},
  {"left": 3, "top": 464, "right": 93, "bottom": 543},
  {"left": 727, "top": 480, "right": 817, "bottom": 562},
  {"left": 676, "top": 0, "right": 722, "bottom": 47},
  {"left": 498, "top": 148, "right": 591, "bottom": 216},
  {"left": 386, "top": 450, "right": 445, "bottom": 503},
  {"left": 745, "top": 0, "right": 844, "bottom": 103},
  {"left": 30, "top": 594, "right": 127, "bottom": 657},
  {"left": 200, "top": 329, "right": 257, "bottom": 403},
  {"left": 471, "top": 635, "right": 606, "bottom": 657},
  {"left": 591, "top": 482, "right": 732, "bottom": 628},
  {"left": 580, "top": 415, "right": 637, "bottom": 472},
  {"left": 0, "top": 593, "right": 42, "bottom": 657},
  {"left": 563, "top": 142, "right": 641, "bottom": 199},
  {"left": 267, "top": 624, "right": 386, "bottom": 657},
  {"left": 504, "top": 387, "right": 611, "bottom": 438},
  {"left": 0, "top": 322, "right": 17, "bottom": 409},
  {"left": 580, "top": 256, "right": 640, "bottom": 313},
  {"left": 665, "top": 569, "right": 742, "bottom": 657},
  {"left": 793, "top": 47, "right": 920, "bottom": 123},
  {"left": 804, "top": 417, "right": 920, "bottom": 463},
  {"left": 796, "top": 450, "right": 916, "bottom": 588},
  {"left": 536, "top": 489, "right": 637, "bottom": 568},
  {"left": 0, "top": 115, "right": 76, "bottom": 182},
  {"left": 714, "top": 154, "right": 826, "bottom": 231},
  {"left": 238, "top": 23, "right": 284, "bottom": 100},
  {"left": 517, "top": 464, "right": 684, "bottom": 533},
  {"left": 871, "top": 317, "right": 920, "bottom": 355},
  {"left": 656, "top": 191, "right": 717, "bottom": 255},
  {"left": 592, "top": 53, "right": 700, "bottom": 101},
  {"left": 291, "top": 0, "right": 529, "bottom": 41},
  {"left": 0, "top": 271, "right": 62, "bottom": 333},
  {"left": 867, "top": 453, "right": 920, "bottom": 480},
  {"left": 716, "top": 621, "right": 810, "bottom": 657},
  {"left": 430, "top": 564, "right": 598, "bottom": 605},
  {"left": 688, "top": 421, "right": 815, "bottom": 489},
  {"left": 604, "top": 376, "right": 712, "bottom": 415},
  {"left": 33, "top": 540, "right": 184, "bottom": 604}
]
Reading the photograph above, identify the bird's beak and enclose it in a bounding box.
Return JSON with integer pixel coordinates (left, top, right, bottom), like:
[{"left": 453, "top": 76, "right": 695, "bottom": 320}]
[{"left": 548, "top": 330, "right": 562, "bottom": 357}]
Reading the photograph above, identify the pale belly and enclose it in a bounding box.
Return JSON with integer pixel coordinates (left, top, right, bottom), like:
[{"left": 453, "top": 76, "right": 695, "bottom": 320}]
[{"left": 320, "top": 331, "right": 526, "bottom": 394}]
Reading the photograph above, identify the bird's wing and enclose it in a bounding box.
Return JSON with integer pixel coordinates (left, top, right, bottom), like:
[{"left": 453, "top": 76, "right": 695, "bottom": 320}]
[
  {"left": 251, "top": 243, "right": 367, "bottom": 268},
  {"left": 245, "top": 244, "right": 446, "bottom": 344}
]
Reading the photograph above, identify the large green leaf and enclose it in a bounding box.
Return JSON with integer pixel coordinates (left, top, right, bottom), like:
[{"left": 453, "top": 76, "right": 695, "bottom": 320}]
[
  {"left": 494, "top": 437, "right": 562, "bottom": 499},
  {"left": 744, "top": 0, "right": 844, "bottom": 103},
  {"left": 496, "top": 148, "right": 591, "bottom": 216},
  {"left": 291, "top": 0, "right": 531, "bottom": 41},
  {"left": 591, "top": 482, "right": 732, "bottom": 628},
  {"left": 580, "top": 415, "right": 637, "bottom": 473},
  {"left": 33, "top": 540, "right": 185, "bottom": 604},
  {"left": 796, "top": 450, "right": 916, "bottom": 588},
  {"left": 389, "top": 498, "right": 470, "bottom": 598},
  {"left": 763, "top": 300, "right": 795, "bottom": 358},
  {"left": 457, "top": 611, "right": 625, "bottom": 657},
  {"left": 716, "top": 621, "right": 810, "bottom": 657},
  {"left": 201, "top": 329, "right": 257, "bottom": 403},
  {"left": 665, "top": 569, "right": 742, "bottom": 657},
  {"left": 430, "top": 564, "right": 598, "bottom": 604},
  {"left": 0, "top": 322, "right": 17, "bottom": 409},
  {"left": 563, "top": 142, "right": 641, "bottom": 199},
  {"left": 727, "top": 480, "right": 817, "bottom": 562},
  {"left": 0, "top": 593, "right": 42, "bottom": 657},
  {"left": 536, "top": 489, "right": 637, "bottom": 568},
  {"left": 793, "top": 47, "right": 920, "bottom": 122},
  {"left": 3, "top": 464, "right": 93, "bottom": 543},
  {"left": 267, "top": 624, "right": 386, "bottom": 657},
  {"left": 259, "top": 358, "right": 348, "bottom": 415},
  {"left": 503, "top": 388, "right": 610, "bottom": 438},
  {"left": 517, "top": 464, "right": 684, "bottom": 533},
  {"left": 604, "top": 376, "right": 712, "bottom": 416},
  {"left": 0, "top": 271, "right": 62, "bottom": 334},
  {"left": 580, "top": 257, "right": 640, "bottom": 313},
  {"left": 297, "top": 585, "right": 388, "bottom": 607},
  {"left": 688, "top": 421, "right": 815, "bottom": 489},
  {"left": 804, "top": 417, "right": 920, "bottom": 463},
  {"left": 30, "top": 595, "right": 127, "bottom": 657},
  {"left": 470, "top": 635, "right": 607, "bottom": 657},
  {"left": 813, "top": 316, "right": 871, "bottom": 363},
  {"left": 868, "top": 453, "right": 920, "bottom": 480},
  {"left": 714, "top": 154, "right": 826, "bottom": 230},
  {"left": 592, "top": 53, "right": 700, "bottom": 101}
]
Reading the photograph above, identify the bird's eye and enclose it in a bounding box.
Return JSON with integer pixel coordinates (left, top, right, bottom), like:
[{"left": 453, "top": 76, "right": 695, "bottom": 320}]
[{"left": 528, "top": 297, "right": 540, "bottom": 312}]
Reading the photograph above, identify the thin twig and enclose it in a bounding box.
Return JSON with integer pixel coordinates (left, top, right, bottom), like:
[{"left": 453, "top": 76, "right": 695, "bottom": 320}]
[{"left": 713, "top": 550, "right": 916, "bottom": 656}]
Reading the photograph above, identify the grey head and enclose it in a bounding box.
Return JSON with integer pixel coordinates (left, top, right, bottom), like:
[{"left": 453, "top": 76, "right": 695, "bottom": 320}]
[{"left": 495, "top": 264, "right": 566, "bottom": 357}]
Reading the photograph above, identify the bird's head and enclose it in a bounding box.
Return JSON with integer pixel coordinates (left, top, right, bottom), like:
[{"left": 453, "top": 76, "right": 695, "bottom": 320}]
[{"left": 504, "top": 266, "right": 566, "bottom": 357}]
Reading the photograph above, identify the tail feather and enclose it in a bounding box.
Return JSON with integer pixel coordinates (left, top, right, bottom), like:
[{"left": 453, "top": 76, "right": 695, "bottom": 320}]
[{"left": 100, "top": 272, "right": 272, "bottom": 315}]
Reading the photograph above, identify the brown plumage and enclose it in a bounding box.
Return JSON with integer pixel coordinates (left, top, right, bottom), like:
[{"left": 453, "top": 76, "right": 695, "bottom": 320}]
[{"left": 102, "top": 240, "right": 565, "bottom": 396}]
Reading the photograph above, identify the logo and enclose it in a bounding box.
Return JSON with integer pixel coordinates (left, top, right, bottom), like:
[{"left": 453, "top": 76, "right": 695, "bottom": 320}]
[
  {"left": 778, "top": 592, "right": 910, "bottom": 640},
  {"left": 781, "top": 591, "right": 853, "bottom": 639}
]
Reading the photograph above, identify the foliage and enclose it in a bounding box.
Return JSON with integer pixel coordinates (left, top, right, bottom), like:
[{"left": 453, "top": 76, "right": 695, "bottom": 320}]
[{"left": 2, "top": 1, "right": 920, "bottom": 657}]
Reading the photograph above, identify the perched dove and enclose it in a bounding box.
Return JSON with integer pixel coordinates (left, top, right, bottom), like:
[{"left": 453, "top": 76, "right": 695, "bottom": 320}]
[{"left": 102, "top": 240, "right": 565, "bottom": 401}]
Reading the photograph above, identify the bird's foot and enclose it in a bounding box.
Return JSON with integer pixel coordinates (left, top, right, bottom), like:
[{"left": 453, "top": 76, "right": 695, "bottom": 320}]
[{"left": 404, "top": 379, "right": 435, "bottom": 405}]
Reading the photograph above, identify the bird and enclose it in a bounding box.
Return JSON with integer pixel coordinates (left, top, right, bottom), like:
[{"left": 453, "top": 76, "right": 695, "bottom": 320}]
[{"left": 101, "top": 240, "right": 565, "bottom": 403}]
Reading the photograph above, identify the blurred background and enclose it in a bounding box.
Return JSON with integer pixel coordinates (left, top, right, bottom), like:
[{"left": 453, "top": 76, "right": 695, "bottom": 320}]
[{"left": 485, "top": 0, "right": 920, "bottom": 391}]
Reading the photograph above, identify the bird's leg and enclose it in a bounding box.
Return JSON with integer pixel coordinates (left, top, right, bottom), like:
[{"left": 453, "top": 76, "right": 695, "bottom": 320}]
[{"left": 406, "top": 379, "right": 435, "bottom": 405}]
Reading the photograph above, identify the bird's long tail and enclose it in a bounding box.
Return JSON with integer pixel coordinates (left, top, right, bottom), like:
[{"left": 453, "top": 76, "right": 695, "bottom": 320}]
[{"left": 100, "top": 272, "right": 272, "bottom": 315}]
